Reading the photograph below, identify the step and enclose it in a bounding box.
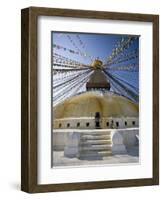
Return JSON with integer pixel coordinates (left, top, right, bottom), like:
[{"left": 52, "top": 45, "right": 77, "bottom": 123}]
[
  {"left": 80, "top": 139, "right": 112, "bottom": 145},
  {"left": 81, "top": 132, "right": 111, "bottom": 136},
  {"left": 79, "top": 144, "right": 112, "bottom": 151},
  {"left": 78, "top": 131, "right": 112, "bottom": 160},
  {"left": 78, "top": 151, "right": 112, "bottom": 159},
  {"left": 81, "top": 135, "right": 111, "bottom": 140}
]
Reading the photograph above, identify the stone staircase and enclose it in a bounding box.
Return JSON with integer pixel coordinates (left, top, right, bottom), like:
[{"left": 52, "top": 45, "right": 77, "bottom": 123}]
[{"left": 78, "top": 131, "right": 112, "bottom": 160}]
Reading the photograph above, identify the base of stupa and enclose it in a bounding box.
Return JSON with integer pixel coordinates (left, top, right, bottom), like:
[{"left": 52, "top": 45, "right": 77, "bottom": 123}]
[
  {"left": 53, "top": 128, "right": 139, "bottom": 162},
  {"left": 52, "top": 145, "right": 139, "bottom": 167}
]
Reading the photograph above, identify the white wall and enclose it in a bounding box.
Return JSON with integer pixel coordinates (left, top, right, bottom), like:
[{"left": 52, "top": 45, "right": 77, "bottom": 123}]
[
  {"left": 54, "top": 117, "right": 139, "bottom": 129},
  {"left": 0, "top": 0, "right": 162, "bottom": 199}
]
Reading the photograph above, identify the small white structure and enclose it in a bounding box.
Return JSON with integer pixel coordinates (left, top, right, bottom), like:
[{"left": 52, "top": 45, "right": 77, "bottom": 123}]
[
  {"left": 111, "top": 131, "right": 127, "bottom": 154},
  {"left": 64, "top": 132, "right": 80, "bottom": 158}
]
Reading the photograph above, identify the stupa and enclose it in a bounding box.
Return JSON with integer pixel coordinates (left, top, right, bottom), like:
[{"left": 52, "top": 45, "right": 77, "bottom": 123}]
[{"left": 53, "top": 59, "right": 139, "bottom": 159}]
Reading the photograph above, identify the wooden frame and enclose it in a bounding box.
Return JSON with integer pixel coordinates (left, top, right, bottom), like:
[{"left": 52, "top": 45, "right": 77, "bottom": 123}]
[{"left": 21, "top": 6, "right": 159, "bottom": 193}]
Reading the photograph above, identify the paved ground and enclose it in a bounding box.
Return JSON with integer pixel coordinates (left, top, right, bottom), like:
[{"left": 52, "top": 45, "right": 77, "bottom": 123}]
[{"left": 53, "top": 146, "right": 139, "bottom": 167}]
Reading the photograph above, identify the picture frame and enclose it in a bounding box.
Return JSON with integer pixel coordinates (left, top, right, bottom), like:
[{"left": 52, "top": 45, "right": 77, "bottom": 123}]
[{"left": 21, "top": 7, "right": 159, "bottom": 193}]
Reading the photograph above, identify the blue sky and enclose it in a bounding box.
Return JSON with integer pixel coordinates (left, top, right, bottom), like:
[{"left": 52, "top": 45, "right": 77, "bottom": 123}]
[
  {"left": 52, "top": 32, "right": 139, "bottom": 65},
  {"left": 52, "top": 32, "right": 139, "bottom": 103}
]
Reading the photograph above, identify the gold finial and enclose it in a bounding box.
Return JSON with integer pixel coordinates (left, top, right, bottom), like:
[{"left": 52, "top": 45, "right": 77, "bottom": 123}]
[{"left": 91, "top": 59, "right": 103, "bottom": 69}]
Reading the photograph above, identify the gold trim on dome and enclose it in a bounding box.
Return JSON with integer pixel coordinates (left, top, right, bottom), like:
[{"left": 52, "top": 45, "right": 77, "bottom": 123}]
[{"left": 53, "top": 91, "right": 139, "bottom": 119}]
